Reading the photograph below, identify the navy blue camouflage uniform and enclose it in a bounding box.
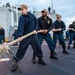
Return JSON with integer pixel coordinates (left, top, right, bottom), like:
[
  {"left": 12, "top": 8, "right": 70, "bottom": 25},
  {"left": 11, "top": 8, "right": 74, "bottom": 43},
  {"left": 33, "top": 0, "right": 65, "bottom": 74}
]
[
  {"left": 15, "top": 12, "right": 43, "bottom": 60},
  {"left": 53, "top": 20, "right": 66, "bottom": 51},
  {"left": 33, "top": 16, "right": 56, "bottom": 57},
  {"left": 68, "top": 24, "right": 75, "bottom": 47}
]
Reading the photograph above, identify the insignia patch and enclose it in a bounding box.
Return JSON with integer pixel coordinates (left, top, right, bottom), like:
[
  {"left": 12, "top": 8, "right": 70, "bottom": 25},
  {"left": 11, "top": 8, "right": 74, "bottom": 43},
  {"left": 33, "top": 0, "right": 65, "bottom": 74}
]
[{"left": 48, "top": 20, "right": 50, "bottom": 24}]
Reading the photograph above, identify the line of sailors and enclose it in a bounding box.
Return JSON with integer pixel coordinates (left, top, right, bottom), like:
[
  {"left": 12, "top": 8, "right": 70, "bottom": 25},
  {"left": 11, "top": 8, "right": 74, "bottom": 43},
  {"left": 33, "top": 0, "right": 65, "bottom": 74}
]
[{"left": 3, "top": 4, "right": 75, "bottom": 72}]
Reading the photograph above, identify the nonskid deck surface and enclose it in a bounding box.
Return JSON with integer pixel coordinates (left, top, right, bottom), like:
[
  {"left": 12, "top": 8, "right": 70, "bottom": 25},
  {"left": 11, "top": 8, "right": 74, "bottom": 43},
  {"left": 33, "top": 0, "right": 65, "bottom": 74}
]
[{"left": 0, "top": 41, "right": 75, "bottom": 75}]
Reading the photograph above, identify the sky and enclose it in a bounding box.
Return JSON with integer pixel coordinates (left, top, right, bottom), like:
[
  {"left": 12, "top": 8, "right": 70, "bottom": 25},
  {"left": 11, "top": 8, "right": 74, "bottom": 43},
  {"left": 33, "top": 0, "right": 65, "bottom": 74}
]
[{"left": 0, "top": 0, "right": 75, "bottom": 29}]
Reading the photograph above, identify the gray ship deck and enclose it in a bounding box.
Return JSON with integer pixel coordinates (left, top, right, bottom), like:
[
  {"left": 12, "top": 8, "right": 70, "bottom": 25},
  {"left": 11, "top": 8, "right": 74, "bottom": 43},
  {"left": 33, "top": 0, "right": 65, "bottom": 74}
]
[{"left": 0, "top": 41, "right": 75, "bottom": 75}]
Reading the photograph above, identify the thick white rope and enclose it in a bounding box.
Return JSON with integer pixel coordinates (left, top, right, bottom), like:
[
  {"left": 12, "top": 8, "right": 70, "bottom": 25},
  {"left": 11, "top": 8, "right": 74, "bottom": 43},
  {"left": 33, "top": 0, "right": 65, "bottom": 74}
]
[{"left": 0, "top": 30, "right": 44, "bottom": 54}]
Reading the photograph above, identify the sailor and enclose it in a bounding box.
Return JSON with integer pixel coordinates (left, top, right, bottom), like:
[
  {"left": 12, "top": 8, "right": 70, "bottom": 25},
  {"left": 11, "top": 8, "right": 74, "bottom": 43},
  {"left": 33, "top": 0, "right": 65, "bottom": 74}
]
[
  {"left": 11, "top": 4, "right": 46, "bottom": 72},
  {"left": 12, "top": 27, "right": 18, "bottom": 46},
  {"left": 0, "top": 26, "right": 5, "bottom": 43},
  {"left": 32, "top": 9, "right": 58, "bottom": 63},
  {"left": 68, "top": 21, "right": 75, "bottom": 49},
  {"left": 53, "top": 14, "right": 69, "bottom": 54}
]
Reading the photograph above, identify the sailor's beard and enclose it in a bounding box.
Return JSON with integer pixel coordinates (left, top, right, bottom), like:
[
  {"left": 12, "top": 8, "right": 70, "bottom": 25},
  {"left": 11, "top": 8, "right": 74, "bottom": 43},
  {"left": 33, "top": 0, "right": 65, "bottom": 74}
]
[{"left": 42, "top": 14, "right": 47, "bottom": 17}]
